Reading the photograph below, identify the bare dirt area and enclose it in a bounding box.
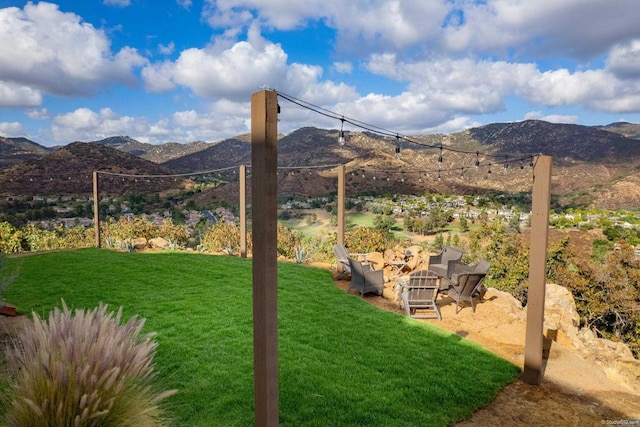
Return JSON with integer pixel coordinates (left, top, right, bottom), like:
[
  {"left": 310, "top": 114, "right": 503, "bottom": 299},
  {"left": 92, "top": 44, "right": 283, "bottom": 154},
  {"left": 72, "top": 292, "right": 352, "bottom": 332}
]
[{"left": 332, "top": 276, "right": 640, "bottom": 426}]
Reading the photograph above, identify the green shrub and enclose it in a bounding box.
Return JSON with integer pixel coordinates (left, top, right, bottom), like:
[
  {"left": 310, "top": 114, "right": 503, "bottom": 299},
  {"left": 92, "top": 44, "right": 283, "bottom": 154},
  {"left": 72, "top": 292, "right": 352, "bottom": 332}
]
[
  {"left": 467, "top": 220, "right": 530, "bottom": 303},
  {"left": 0, "top": 222, "right": 22, "bottom": 254},
  {"left": 201, "top": 221, "right": 243, "bottom": 254},
  {"left": 157, "top": 218, "right": 189, "bottom": 248},
  {"left": 345, "top": 226, "right": 390, "bottom": 253},
  {"left": 4, "top": 301, "right": 175, "bottom": 426},
  {"left": 277, "top": 222, "right": 300, "bottom": 259}
]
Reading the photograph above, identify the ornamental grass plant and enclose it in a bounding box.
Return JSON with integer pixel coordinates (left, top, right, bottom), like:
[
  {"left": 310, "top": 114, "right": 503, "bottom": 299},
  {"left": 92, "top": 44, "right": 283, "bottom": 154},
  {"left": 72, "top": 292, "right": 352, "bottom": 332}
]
[
  {"left": 2, "top": 249, "right": 520, "bottom": 426},
  {"left": 3, "top": 301, "right": 175, "bottom": 426}
]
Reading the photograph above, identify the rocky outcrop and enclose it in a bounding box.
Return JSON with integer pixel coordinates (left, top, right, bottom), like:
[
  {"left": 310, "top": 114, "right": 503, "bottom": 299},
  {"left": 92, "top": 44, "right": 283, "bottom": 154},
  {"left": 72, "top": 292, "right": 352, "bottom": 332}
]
[{"left": 542, "top": 283, "right": 640, "bottom": 393}]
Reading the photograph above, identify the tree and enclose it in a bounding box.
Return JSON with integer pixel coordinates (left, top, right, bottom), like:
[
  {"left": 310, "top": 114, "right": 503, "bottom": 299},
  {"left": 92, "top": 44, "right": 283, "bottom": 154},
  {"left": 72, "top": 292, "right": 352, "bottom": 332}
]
[
  {"left": 459, "top": 215, "right": 469, "bottom": 232},
  {"left": 373, "top": 215, "right": 396, "bottom": 233},
  {"left": 467, "top": 219, "right": 529, "bottom": 303}
]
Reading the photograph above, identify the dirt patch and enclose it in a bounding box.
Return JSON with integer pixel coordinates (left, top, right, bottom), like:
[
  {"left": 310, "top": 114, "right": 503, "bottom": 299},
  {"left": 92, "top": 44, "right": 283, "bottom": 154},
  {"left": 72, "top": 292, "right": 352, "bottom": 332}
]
[{"left": 333, "top": 276, "right": 640, "bottom": 425}]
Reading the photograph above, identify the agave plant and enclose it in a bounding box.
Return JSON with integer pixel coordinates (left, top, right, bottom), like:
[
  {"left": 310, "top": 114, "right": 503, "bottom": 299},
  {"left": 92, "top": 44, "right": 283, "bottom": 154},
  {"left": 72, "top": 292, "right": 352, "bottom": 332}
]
[{"left": 4, "top": 301, "right": 176, "bottom": 426}]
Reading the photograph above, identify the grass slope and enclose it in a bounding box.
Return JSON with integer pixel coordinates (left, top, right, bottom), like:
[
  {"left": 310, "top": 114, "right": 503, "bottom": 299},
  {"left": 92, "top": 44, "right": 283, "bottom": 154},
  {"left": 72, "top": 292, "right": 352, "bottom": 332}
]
[{"left": 3, "top": 249, "right": 520, "bottom": 426}]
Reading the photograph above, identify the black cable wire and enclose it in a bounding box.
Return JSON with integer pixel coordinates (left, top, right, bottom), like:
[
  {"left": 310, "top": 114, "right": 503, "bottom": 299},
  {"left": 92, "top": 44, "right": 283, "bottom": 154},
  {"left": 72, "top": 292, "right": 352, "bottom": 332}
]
[{"left": 275, "top": 89, "right": 541, "bottom": 160}]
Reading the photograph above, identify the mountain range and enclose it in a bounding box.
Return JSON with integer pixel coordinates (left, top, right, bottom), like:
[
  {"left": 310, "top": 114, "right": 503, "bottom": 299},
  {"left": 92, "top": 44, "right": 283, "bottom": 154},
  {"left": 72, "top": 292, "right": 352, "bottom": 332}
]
[{"left": 1, "top": 120, "right": 640, "bottom": 209}]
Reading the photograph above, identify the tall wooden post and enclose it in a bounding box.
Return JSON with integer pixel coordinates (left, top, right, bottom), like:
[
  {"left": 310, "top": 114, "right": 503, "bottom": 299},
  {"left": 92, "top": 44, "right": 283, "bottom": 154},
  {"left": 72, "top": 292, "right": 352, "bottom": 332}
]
[
  {"left": 251, "top": 89, "right": 279, "bottom": 426},
  {"left": 523, "top": 155, "right": 552, "bottom": 385},
  {"left": 92, "top": 171, "right": 101, "bottom": 248},
  {"left": 337, "top": 165, "right": 345, "bottom": 246},
  {"left": 239, "top": 164, "right": 247, "bottom": 258}
]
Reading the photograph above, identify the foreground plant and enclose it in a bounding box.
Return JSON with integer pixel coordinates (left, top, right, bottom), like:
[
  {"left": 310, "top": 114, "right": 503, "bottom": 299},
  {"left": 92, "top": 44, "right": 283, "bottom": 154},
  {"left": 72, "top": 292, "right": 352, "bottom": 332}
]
[{"left": 4, "top": 301, "right": 176, "bottom": 426}]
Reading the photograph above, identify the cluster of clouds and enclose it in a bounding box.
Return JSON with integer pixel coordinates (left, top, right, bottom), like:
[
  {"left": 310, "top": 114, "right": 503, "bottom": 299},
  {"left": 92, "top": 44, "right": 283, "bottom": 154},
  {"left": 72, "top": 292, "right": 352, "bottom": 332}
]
[{"left": 1, "top": 0, "right": 640, "bottom": 145}]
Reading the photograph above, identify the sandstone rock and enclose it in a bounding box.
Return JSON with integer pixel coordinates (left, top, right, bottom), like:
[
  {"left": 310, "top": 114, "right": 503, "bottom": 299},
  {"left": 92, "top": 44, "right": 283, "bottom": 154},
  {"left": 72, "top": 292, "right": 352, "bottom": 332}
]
[
  {"left": 543, "top": 283, "right": 580, "bottom": 344},
  {"left": 149, "top": 237, "right": 171, "bottom": 249},
  {"left": 383, "top": 249, "right": 395, "bottom": 264},
  {"left": 132, "top": 237, "right": 147, "bottom": 249},
  {"left": 366, "top": 252, "right": 385, "bottom": 271}
]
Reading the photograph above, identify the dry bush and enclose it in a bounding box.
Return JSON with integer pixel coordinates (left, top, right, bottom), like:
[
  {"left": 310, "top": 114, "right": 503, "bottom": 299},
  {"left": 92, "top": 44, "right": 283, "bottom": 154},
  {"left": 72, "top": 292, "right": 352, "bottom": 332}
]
[{"left": 4, "top": 301, "right": 176, "bottom": 426}]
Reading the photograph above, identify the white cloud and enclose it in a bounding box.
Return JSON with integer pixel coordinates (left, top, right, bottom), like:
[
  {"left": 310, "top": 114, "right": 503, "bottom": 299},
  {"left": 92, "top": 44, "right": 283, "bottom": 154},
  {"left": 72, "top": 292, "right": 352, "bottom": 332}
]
[
  {"left": 606, "top": 39, "right": 640, "bottom": 79},
  {"left": 177, "top": 0, "right": 192, "bottom": 10},
  {"left": 158, "top": 41, "right": 175, "bottom": 55},
  {"left": 49, "top": 104, "right": 252, "bottom": 145},
  {"left": 201, "top": 0, "right": 640, "bottom": 60},
  {"left": 0, "top": 121, "right": 24, "bottom": 137},
  {"left": 364, "top": 53, "right": 640, "bottom": 121},
  {"left": 103, "top": 0, "right": 131, "bottom": 7},
  {"left": 0, "top": 2, "right": 146, "bottom": 100},
  {"left": 0, "top": 81, "right": 43, "bottom": 108},
  {"left": 333, "top": 62, "right": 353, "bottom": 74},
  {"left": 524, "top": 111, "right": 578, "bottom": 124},
  {"left": 52, "top": 108, "right": 147, "bottom": 141},
  {"left": 26, "top": 108, "right": 49, "bottom": 120},
  {"left": 141, "top": 61, "right": 177, "bottom": 92}
]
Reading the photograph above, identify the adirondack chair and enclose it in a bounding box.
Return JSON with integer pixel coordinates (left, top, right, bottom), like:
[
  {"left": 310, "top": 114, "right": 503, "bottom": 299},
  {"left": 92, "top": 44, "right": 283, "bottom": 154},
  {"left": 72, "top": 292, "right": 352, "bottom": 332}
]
[
  {"left": 428, "top": 246, "right": 464, "bottom": 281},
  {"left": 347, "top": 258, "right": 384, "bottom": 297},
  {"left": 333, "top": 244, "right": 372, "bottom": 279},
  {"left": 446, "top": 261, "right": 489, "bottom": 313},
  {"left": 396, "top": 270, "right": 441, "bottom": 320}
]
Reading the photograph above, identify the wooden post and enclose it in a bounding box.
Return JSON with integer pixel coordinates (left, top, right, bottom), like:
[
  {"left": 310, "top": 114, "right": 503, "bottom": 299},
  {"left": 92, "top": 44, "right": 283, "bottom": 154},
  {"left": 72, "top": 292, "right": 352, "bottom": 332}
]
[
  {"left": 240, "top": 164, "right": 247, "bottom": 258},
  {"left": 251, "top": 89, "right": 279, "bottom": 426},
  {"left": 337, "top": 165, "right": 345, "bottom": 246},
  {"left": 92, "top": 171, "right": 101, "bottom": 248},
  {"left": 523, "top": 155, "right": 552, "bottom": 385}
]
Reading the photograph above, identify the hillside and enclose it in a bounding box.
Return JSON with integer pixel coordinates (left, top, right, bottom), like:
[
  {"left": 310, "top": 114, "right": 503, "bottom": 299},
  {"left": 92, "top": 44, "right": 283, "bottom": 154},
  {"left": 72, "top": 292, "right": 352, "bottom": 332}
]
[
  {"left": 2, "top": 120, "right": 640, "bottom": 208},
  {"left": 184, "top": 122, "right": 640, "bottom": 209},
  {"left": 0, "top": 136, "right": 51, "bottom": 169},
  {"left": 0, "top": 142, "right": 185, "bottom": 196},
  {"left": 598, "top": 122, "right": 640, "bottom": 139},
  {"left": 90, "top": 135, "right": 212, "bottom": 163}
]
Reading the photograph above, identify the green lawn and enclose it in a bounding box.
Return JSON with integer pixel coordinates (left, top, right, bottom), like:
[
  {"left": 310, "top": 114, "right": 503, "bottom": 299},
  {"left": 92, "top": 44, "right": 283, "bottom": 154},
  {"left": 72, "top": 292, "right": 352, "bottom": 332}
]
[{"left": 3, "top": 249, "right": 520, "bottom": 426}]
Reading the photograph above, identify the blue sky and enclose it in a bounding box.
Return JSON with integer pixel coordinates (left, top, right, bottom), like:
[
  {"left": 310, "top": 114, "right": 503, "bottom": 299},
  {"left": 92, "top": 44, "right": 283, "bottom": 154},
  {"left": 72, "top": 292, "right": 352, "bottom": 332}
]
[{"left": 1, "top": 0, "right": 640, "bottom": 146}]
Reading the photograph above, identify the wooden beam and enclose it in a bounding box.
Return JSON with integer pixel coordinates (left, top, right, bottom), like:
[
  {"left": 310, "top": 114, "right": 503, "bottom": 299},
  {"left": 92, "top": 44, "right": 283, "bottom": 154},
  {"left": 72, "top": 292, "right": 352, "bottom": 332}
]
[
  {"left": 92, "top": 171, "right": 101, "bottom": 248},
  {"left": 337, "top": 164, "right": 345, "bottom": 246},
  {"left": 523, "top": 155, "right": 553, "bottom": 385},
  {"left": 239, "top": 164, "right": 247, "bottom": 258},
  {"left": 250, "top": 89, "right": 279, "bottom": 426}
]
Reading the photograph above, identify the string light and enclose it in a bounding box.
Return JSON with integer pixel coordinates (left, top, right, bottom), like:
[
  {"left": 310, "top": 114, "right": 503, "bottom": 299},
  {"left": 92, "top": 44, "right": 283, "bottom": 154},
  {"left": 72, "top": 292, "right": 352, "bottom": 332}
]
[
  {"left": 475, "top": 152, "right": 480, "bottom": 170},
  {"left": 275, "top": 90, "right": 540, "bottom": 165},
  {"left": 338, "top": 117, "right": 346, "bottom": 146}
]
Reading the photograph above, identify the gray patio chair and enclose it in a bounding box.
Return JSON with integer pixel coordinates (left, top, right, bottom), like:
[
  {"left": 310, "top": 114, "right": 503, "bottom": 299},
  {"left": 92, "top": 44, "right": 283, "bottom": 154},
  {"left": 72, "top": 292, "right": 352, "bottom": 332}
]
[
  {"left": 447, "top": 268, "right": 488, "bottom": 314},
  {"left": 441, "top": 258, "right": 490, "bottom": 291},
  {"left": 333, "top": 244, "right": 372, "bottom": 279},
  {"left": 396, "top": 270, "right": 441, "bottom": 320},
  {"left": 428, "top": 246, "right": 464, "bottom": 280},
  {"left": 347, "top": 257, "right": 384, "bottom": 297}
]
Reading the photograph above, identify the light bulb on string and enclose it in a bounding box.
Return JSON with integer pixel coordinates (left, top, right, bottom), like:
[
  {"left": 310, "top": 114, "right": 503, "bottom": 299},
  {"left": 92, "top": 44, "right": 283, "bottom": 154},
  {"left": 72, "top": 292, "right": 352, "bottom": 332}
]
[
  {"left": 475, "top": 151, "right": 480, "bottom": 170},
  {"left": 438, "top": 146, "right": 443, "bottom": 164},
  {"left": 395, "top": 134, "right": 401, "bottom": 159},
  {"left": 338, "top": 117, "right": 346, "bottom": 146}
]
